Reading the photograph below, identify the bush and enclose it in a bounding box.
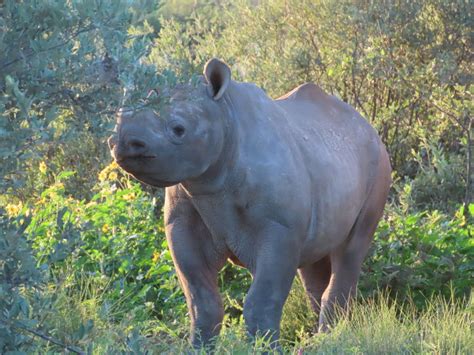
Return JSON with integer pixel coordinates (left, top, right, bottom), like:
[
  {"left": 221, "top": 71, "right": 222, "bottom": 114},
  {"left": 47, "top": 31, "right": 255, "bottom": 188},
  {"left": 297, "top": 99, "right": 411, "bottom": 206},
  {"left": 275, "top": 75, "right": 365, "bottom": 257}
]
[
  {"left": 0, "top": 0, "right": 162, "bottom": 201},
  {"left": 22, "top": 165, "right": 184, "bottom": 323},
  {"left": 5, "top": 170, "right": 472, "bottom": 351},
  {"left": 0, "top": 214, "right": 43, "bottom": 352},
  {"left": 361, "top": 204, "right": 474, "bottom": 307},
  {"left": 398, "top": 141, "right": 467, "bottom": 212}
]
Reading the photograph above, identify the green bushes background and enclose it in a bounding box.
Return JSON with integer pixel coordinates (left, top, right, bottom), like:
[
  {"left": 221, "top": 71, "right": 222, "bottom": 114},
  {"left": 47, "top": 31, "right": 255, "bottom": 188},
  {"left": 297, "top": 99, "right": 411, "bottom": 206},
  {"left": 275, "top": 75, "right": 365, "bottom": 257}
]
[{"left": 0, "top": 0, "right": 472, "bottom": 352}]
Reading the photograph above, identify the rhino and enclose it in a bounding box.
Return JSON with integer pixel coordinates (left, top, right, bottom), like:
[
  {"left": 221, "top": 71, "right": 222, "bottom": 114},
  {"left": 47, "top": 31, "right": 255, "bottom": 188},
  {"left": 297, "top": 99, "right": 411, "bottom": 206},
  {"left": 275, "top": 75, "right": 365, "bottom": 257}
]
[{"left": 108, "top": 58, "right": 391, "bottom": 348}]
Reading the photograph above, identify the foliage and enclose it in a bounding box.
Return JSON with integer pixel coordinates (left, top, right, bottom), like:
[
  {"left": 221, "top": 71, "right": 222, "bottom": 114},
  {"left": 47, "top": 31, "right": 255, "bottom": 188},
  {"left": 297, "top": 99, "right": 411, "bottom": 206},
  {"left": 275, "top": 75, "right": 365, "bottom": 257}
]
[
  {"left": 23, "top": 165, "right": 183, "bottom": 322},
  {"left": 280, "top": 279, "right": 317, "bottom": 342},
  {"left": 4, "top": 167, "right": 472, "bottom": 350},
  {"left": 158, "top": 0, "right": 220, "bottom": 20},
  {"left": 0, "top": 214, "right": 42, "bottom": 352},
  {"left": 402, "top": 141, "right": 468, "bottom": 212},
  {"left": 0, "top": 0, "right": 161, "bottom": 201},
  {"left": 14, "top": 281, "right": 473, "bottom": 353},
  {"left": 361, "top": 204, "right": 474, "bottom": 307}
]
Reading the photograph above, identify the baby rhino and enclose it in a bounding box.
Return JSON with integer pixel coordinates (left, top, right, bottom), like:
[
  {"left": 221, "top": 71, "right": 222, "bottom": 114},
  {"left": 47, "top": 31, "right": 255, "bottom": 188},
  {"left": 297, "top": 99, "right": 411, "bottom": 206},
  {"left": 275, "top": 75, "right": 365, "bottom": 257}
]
[{"left": 108, "top": 58, "right": 391, "bottom": 348}]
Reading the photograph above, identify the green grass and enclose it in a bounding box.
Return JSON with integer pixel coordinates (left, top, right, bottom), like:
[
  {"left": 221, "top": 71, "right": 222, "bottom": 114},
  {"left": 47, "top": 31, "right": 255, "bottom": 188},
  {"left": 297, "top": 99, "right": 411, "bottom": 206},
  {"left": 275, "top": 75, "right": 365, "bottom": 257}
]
[
  {"left": 300, "top": 296, "right": 473, "bottom": 354},
  {"left": 27, "top": 277, "right": 473, "bottom": 354}
]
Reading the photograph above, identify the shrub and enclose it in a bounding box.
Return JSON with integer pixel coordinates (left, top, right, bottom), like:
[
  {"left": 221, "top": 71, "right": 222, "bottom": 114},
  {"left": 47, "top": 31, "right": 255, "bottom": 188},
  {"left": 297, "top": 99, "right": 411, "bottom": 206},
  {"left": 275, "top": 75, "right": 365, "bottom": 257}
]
[
  {"left": 0, "top": 0, "right": 162, "bottom": 201},
  {"left": 361, "top": 204, "right": 474, "bottom": 307},
  {"left": 6, "top": 170, "right": 472, "bottom": 351},
  {"left": 25, "top": 166, "right": 184, "bottom": 323},
  {"left": 0, "top": 214, "right": 43, "bottom": 352},
  {"left": 399, "top": 141, "right": 467, "bottom": 212}
]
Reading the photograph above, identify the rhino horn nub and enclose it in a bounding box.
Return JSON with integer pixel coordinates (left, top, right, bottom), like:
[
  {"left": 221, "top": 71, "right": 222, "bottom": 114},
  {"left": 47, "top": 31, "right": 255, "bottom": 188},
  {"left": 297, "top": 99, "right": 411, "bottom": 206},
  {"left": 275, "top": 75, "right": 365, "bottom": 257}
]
[
  {"left": 117, "top": 107, "right": 134, "bottom": 120},
  {"left": 204, "top": 58, "right": 231, "bottom": 100}
]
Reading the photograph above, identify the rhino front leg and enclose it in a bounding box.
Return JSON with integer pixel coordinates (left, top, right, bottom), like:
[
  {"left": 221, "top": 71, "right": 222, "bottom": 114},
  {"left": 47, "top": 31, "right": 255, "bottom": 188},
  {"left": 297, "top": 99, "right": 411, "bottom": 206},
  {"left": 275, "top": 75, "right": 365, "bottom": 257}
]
[
  {"left": 167, "top": 223, "right": 226, "bottom": 348},
  {"left": 243, "top": 224, "right": 299, "bottom": 346},
  {"left": 165, "top": 201, "right": 227, "bottom": 348},
  {"left": 182, "top": 266, "right": 223, "bottom": 348}
]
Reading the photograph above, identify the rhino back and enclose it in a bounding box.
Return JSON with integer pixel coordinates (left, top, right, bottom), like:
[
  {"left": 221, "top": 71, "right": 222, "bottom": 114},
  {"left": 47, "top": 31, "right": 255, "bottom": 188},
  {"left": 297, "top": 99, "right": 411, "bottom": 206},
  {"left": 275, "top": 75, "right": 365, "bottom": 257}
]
[
  {"left": 275, "top": 82, "right": 381, "bottom": 192},
  {"left": 234, "top": 81, "right": 380, "bottom": 184}
]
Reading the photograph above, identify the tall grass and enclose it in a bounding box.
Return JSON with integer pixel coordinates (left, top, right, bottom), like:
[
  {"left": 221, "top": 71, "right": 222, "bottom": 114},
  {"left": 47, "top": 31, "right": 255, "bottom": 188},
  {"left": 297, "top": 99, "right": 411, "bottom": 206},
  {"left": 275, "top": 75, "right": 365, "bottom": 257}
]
[
  {"left": 33, "top": 276, "right": 472, "bottom": 354},
  {"left": 285, "top": 286, "right": 473, "bottom": 354}
]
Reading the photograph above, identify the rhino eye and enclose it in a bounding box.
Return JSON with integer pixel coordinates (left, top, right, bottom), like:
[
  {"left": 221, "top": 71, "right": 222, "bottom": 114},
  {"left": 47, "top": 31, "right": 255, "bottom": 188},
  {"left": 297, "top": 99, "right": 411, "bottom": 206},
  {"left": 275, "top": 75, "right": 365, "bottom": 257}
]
[{"left": 172, "top": 124, "right": 185, "bottom": 137}]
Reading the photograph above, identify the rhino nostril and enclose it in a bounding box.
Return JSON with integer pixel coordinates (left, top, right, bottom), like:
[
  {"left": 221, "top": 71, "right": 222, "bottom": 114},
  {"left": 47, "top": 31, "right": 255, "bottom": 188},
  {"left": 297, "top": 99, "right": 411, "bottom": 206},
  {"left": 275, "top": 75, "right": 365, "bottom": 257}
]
[
  {"left": 125, "top": 137, "right": 150, "bottom": 157},
  {"left": 128, "top": 137, "right": 147, "bottom": 149}
]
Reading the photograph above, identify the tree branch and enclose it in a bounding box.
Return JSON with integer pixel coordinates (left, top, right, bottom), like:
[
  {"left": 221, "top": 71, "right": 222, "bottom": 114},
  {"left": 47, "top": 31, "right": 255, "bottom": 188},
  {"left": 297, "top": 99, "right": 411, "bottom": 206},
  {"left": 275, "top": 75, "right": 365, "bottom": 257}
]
[
  {"left": 431, "top": 101, "right": 468, "bottom": 132},
  {"left": 0, "top": 319, "right": 85, "bottom": 354},
  {"left": 0, "top": 25, "right": 96, "bottom": 72}
]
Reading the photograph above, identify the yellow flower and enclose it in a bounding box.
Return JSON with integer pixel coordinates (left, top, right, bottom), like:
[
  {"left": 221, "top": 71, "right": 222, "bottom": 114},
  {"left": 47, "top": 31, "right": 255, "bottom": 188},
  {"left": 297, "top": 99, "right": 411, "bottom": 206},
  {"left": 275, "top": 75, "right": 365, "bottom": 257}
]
[
  {"left": 108, "top": 171, "right": 118, "bottom": 181},
  {"left": 123, "top": 192, "right": 135, "bottom": 201},
  {"left": 35, "top": 197, "right": 46, "bottom": 206},
  {"left": 54, "top": 182, "right": 65, "bottom": 190},
  {"left": 5, "top": 202, "right": 22, "bottom": 217},
  {"left": 102, "top": 224, "right": 110, "bottom": 233},
  {"left": 98, "top": 161, "right": 120, "bottom": 182},
  {"left": 39, "top": 161, "right": 47, "bottom": 174},
  {"left": 152, "top": 251, "right": 160, "bottom": 263},
  {"left": 98, "top": 169, "right": 108, "bottom": 182}
]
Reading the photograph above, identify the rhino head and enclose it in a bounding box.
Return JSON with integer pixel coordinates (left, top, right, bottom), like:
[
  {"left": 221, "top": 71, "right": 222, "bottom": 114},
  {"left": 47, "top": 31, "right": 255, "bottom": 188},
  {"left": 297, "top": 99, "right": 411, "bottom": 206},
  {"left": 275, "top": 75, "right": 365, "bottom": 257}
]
[{"left": 108, "top": 58, "right": 232, "bottom": 188}]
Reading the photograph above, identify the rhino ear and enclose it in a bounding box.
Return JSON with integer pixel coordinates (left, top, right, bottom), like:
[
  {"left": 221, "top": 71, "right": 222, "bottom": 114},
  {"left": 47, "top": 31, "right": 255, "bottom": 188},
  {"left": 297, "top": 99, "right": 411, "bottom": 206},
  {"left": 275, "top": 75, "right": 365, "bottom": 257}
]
[{"left": 204, "top": 58, "right": 231, "bottom": 100}]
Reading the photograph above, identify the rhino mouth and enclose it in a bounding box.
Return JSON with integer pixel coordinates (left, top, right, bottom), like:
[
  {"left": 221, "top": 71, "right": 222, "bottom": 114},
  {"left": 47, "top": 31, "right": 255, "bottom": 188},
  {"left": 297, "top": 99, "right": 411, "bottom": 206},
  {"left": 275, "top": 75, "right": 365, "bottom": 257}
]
[
  {"left": 115, "top": 156, "right": 155, "bottom": 174},
  {"left": 133, "top": 173, "right": 180, "bottom": 188},
  {"left": 115, "top": 158, "right": 180, "bottom": 188},
  {"left": 115, "top": 155, "right": 157, "bottom": 163}
]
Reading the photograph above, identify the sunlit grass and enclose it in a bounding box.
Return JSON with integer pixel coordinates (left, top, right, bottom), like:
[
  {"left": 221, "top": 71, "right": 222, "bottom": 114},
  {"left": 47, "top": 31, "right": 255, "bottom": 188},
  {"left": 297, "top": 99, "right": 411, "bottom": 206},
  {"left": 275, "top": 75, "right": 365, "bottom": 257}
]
[
  {"left": 35, "top": 276, "right": 473, "bottom": 354},
  {"left": 287, "top": 287, "right": 473, "bottom": 354}
]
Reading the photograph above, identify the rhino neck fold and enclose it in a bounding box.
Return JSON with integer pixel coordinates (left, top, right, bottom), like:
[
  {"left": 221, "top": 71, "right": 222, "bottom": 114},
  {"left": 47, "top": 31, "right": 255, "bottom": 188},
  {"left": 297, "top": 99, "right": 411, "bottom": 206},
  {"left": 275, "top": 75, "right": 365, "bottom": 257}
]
[{"left": 180, "top": 92, "right": 241, "bottom": 196}]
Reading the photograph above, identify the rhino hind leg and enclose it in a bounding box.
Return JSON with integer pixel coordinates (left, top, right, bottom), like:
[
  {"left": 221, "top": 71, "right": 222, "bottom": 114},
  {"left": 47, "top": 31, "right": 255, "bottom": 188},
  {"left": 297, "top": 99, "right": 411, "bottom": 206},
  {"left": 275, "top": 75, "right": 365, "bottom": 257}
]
[
  {"left": 298, "top": 256, "right": 331, "bottom": 327},
  {"left": 318, "top": 150, "right": 391, "bottom": 332}
]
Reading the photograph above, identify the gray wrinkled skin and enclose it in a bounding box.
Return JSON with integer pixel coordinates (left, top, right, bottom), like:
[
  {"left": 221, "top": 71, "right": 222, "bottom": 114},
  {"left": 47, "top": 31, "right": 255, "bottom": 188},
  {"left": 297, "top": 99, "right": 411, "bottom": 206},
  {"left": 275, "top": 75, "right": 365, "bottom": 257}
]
[{"left": 108, "top": 58, "right": 391, "bottom": 348}]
